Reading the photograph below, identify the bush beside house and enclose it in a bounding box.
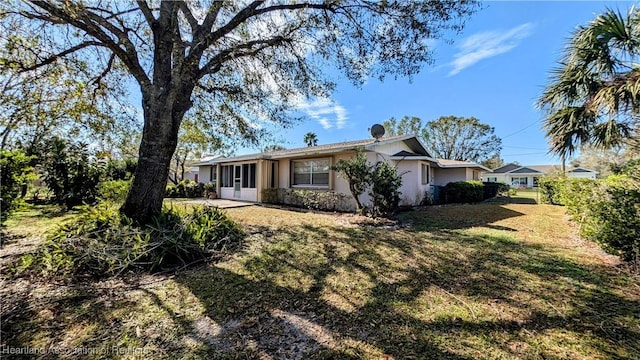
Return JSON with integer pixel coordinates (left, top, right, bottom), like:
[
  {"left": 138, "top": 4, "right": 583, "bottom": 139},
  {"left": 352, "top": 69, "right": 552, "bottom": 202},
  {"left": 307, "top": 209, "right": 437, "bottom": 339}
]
[{"left": 539, "top": 176, "right": 640, "bottom": 264}]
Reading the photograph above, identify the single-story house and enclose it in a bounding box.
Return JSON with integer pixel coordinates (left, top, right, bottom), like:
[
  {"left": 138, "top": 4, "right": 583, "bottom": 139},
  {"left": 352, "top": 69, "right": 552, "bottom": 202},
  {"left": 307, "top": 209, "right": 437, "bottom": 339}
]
[
  {"left": 194, "top": 134, "right": 489, "bottom": 211},
  {"left": 483, "top": 163, "right": 598, "bottom": 188}
]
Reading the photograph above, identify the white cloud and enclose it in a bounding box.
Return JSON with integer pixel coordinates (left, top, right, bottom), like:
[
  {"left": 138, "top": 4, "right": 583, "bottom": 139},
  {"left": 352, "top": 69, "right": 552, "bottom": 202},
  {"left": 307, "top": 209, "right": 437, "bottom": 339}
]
[
  {"left": 294, "top": 97, "right": 349, "bottom": 130},
  {"left": 449, "top": 23, "right": 534, "bottom": 76}
]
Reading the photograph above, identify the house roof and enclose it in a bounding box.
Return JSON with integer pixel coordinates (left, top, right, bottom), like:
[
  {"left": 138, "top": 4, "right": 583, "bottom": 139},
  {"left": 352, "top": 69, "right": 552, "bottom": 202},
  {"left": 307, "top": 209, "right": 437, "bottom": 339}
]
[
  {"left": 437, "top": 159, "right": 491, "bottom": 172},
  {"left": 509, "top": 166, "right": 542, "bottom": 174},
  {"left": 484, "top": 163, "right": 598, "bottom": 175},
  {"left": 568, "top": 167, "right": 598, "bottom": 173},
  {"left": 194, "top": 135, "right": 488, "bottom": 171},
  {"left": 491, "top": 163, "right": 522, "bottom": 173},
  {"left": 196, "top": 135, "right": 429, "bottom": 165}
]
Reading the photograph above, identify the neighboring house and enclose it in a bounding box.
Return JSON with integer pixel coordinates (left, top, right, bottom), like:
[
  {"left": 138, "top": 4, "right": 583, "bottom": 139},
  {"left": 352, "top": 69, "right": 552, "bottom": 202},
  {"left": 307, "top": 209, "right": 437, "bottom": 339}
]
[
  {"left": 483, "top": 163, "right": 598, "bottom": 188},
  {"left": 195, "top": 134, "right": 489, "bottom": 211}
]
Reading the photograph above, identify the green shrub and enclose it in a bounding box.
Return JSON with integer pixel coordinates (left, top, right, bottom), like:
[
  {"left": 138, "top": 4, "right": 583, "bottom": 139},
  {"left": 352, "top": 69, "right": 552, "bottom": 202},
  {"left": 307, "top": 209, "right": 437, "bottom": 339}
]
[
  {"left": 203, "top": 182, "right": 216, "bottom": 197},
  {"left": 263, "top": 188, "right": 351, "bottom": 212},
  {"left": 165, "top": 180, "right": 205, "bottom": 198},
  {"left": 104, "top": 159, "right": 137, "bottom": 181},
  {"left": 98, "top": 180, "right": 131, "bottom": 202},
  {"left": 0, "top": 149, "right": 34, "bottom": 224},
  {"left": 482, "top": 182, "right": 509, "bottom": 199},
  {"left": 539, "top": 175, "right": 640, "bottom": 263},
  {"left": 368, "top": 161, "right": 403, "bottom": 217},
  {"left": 444, "top": 180, "right": 484, "bottom": 203},
  {"left": 16, "top": 204, "right": 244, "bottom": 278},
  {"left": 41, "top": 137, "right": 102, "bottom": 208}
]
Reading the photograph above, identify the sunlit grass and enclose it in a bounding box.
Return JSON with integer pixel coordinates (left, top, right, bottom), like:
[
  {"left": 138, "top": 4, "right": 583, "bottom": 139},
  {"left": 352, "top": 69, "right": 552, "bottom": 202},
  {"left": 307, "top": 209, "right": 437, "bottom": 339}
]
[{"left": 2, "top": 201, "right": 639, "bottom": 359}]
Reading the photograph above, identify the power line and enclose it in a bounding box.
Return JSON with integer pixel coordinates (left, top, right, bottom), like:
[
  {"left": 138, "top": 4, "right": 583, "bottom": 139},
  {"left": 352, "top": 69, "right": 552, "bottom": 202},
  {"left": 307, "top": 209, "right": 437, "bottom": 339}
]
[{"left": 500, "top": 120, "right": 540, "bottom": 139}]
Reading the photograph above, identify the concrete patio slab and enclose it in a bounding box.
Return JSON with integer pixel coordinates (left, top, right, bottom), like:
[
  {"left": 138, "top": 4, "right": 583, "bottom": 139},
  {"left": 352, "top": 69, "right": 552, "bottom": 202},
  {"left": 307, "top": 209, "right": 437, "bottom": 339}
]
[{"left": 165, "top": 198, "right": 255, "bottom": 209}]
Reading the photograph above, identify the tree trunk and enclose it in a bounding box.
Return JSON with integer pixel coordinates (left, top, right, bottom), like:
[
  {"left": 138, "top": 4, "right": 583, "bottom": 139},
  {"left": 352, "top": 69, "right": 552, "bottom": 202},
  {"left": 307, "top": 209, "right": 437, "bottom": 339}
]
[{"left": 120, "top": 87, "right": 191, "bottom": 224}]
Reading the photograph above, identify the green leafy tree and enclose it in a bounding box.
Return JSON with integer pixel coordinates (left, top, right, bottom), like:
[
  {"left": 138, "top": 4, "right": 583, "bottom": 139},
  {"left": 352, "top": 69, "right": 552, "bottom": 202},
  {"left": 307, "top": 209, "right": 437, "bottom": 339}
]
[
  {"left": 171, "top": 118, "right": 223, "bottom": 184},
  {"left": 538, "top": 7, "right": 640, "bottom": 157},
  {"left": 303, "top": 132, "right": 318, "bottom": 147},
  {"left": 423, "top": 116, "right": 501, "bottom": 162},
  {"left": 369, "top": 161, "right": 403, "bottom": 217},
  {"left": 41, "top": 137, "right": 102, "bottom": 209},
  {"left": 331, "top": 148, "right": 370, "bottom": 211},
  {"left": 0, "top": 34, "right": 132, "bottom": 155},
  {"left": 0, "top": 149, "right": 34, "bottom": 224},
  {"left": 480, "top": 154, "right": 505, "bottom": 170},
  {"left": 4, "top": 1, "right": 479, "bottom": 224},
  {"left": 382, "top": 116, "right": 423, "bottom": 137},
  {"left": 263, "top": 144, "right": 287, "bottom": 152},
  {"left": 383, "top": 115, "right": 501, "bottom": 163}
]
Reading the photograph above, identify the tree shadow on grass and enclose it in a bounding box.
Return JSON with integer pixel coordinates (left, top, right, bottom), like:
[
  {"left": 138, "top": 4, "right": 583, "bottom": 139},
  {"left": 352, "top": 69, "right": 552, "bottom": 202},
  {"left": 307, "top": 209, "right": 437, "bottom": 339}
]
[
  {"left": 4, "top": 208, "right": 639, "bottom": 359},
  {"left": 169, "top": 222, "right": 640, "bottom": 359},
  {"left": 400, "top": 203, "right": 526, "bottom": 231}
]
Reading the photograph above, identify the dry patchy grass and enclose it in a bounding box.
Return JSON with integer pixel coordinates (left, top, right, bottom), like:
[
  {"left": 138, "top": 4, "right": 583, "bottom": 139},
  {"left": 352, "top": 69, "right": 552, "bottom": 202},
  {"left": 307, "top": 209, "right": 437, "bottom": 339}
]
[{"left": 1, "top": 200, "right": 639, "bottom": 359}]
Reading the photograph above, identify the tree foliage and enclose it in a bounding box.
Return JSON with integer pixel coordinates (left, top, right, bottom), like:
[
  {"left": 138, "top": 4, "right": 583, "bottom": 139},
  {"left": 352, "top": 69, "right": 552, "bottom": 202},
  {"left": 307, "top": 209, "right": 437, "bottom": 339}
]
[
  {"left": 41, "top": 137, "right": 102, "bottom": 209},
  {"left": 538, "top": 7, "right": 640, "bottom": 157},
  {"left": 423, "top": 116, "right": 502, "bottom": 162},
  {"left": 263, "top": 144, "right": 287, "bottom": 152},
  {"left": 303, "top": 132, "right": 318, "bottom": 147},
  {"left": 382, "top": 116, "right": 423, "bottom": 137},
  {"left": 0, "top": 30, "right": 134, "bottom": 155},
  {"left": 332, "top": 148, "right": 370, "bottom": 211},
  {"left": 480, "top": 154, "right": 505, "bottom": 170},
  {"left": 383, "top": 115, "right": 501, "bottom": 163},
  {"left": 0, "top": 149, "right": 34, "bottom": 224},
  {"left": 2, "top": 0, "right": 479, "bottom": 223},
  {"left": 368, "top": 161, "right": 403, "bottom": 217}
]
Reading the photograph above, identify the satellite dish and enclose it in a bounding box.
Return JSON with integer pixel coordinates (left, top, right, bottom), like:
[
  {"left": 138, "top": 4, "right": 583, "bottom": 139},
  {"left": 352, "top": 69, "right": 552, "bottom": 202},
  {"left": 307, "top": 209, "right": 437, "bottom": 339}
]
[{"left": 370, "top": 124, "right": 385, "bottom": 140}]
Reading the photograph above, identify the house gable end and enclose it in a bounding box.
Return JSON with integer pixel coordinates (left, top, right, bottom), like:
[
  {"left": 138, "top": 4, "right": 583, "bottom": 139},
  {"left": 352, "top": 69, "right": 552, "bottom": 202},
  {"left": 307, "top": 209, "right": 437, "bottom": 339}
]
[
  {"left": 509, "top": 167, "right": 542, "bottom": 174},
  {"left": 492, "top": 163, "right": 521, "bottom": 173}
]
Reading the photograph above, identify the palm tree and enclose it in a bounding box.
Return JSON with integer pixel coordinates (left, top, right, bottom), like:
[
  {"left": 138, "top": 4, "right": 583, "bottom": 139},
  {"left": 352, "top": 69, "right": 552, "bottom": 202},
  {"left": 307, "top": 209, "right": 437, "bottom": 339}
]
[
  {"left": 303, "top": 132, "right": 318, "bottom": 147},
  {"left": 538, "top": 7, "right": 640, "bottom": 157}
]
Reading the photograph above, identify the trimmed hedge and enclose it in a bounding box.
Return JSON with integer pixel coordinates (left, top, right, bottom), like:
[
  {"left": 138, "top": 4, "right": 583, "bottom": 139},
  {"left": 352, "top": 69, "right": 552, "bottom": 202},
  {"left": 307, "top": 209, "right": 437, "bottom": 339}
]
[
  {"left": 262, "top": 188, "right": 352, "bottom": 212},
  {"left": 539, "top": 176, "right": 640, "bottom": 263},
  {"left": 444, "top": 180, "right": 484, "bottom": 203}
]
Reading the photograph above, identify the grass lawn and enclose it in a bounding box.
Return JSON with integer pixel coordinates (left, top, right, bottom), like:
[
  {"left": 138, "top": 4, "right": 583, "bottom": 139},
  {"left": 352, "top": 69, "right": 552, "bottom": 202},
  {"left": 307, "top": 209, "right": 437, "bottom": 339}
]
[{"left": 1, "top": 196, "right": 639, "bottom": 359}]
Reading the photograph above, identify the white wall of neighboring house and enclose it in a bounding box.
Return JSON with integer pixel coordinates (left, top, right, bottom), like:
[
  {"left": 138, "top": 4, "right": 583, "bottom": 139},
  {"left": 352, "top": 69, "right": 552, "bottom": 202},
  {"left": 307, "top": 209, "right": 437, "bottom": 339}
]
[
  {"left": 568, "top": 171, "right": 597, "bottom": 180},
  {"left": 482, "top": 168, "right": 598, "bottom": 188}
]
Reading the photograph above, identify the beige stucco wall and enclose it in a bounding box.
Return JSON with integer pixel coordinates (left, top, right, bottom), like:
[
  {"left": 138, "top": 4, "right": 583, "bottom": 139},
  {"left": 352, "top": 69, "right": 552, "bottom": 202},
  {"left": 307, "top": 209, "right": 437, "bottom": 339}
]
[{"left": 432, "top": 167, "right": 467, "bottom": 186}]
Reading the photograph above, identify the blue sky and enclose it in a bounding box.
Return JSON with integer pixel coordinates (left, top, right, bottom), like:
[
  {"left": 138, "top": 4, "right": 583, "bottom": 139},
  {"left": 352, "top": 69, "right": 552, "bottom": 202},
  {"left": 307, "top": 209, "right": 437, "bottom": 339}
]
[{"left": 257, "top": 1, "right": 635, "bottom": 165}]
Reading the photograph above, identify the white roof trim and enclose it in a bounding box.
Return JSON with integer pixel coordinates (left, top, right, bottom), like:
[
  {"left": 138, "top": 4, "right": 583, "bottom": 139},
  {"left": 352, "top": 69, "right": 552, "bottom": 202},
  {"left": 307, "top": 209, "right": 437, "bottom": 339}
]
[{"left": 438, "top": 163, "right": 491, "bottom": 172}]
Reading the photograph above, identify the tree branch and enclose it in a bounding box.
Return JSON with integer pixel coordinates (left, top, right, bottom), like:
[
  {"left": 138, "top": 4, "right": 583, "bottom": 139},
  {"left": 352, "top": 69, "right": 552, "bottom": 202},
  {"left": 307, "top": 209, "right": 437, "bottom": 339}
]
[
  {"left": 177, "top": 1, "right": 199, "bottom": 35},
  {"left": 14, "top": 41, "right": 102, "bottom": 72},
  {"left": 198, "top": 36, "right": 291, "bottom": 78},
  {"left": 136, "top": 0, "right": 157, "bottom": 28},
  {"left": 26, "top": 1, "right": 151, "bottom": 89}
]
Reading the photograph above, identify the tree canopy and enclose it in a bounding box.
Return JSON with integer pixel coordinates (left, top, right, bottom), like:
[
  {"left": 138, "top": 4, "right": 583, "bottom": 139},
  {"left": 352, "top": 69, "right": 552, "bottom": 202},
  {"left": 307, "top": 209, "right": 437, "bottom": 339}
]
[
  {"left": 303, "top": 132, "right": 318, "bottom": 147},
  {"left": 383, "top": 115, "right": 502, "bottom": 163},
  {"left": 538, "top": 7, "right": 640, "bottom": 157},
  {"left": 2, "top": 0, "right": 480, "bottom": 223}
]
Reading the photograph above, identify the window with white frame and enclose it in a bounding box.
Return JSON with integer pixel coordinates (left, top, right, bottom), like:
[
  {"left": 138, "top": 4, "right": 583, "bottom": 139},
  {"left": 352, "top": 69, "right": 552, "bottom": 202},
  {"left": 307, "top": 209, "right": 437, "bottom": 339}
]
[
  {"left": 292, "top": 158, "right": 330, "bottom": 187},
  {"left": 511, "top": 177, "right": 527, "bottom": 186},
  {"left": 421, "top": 163, "right": 430, "bottom": 185}
]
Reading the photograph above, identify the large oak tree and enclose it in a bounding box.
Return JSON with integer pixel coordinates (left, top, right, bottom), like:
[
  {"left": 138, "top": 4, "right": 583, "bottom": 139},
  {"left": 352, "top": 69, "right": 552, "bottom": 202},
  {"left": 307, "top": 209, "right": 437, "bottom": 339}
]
[{"left": 2, "top": 1, "right": 479, "bottom": 223}]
